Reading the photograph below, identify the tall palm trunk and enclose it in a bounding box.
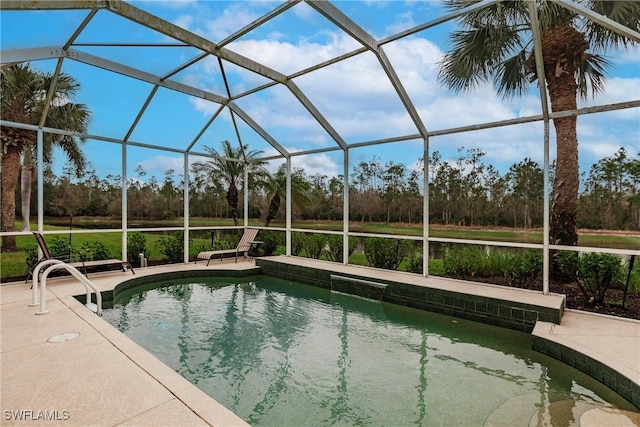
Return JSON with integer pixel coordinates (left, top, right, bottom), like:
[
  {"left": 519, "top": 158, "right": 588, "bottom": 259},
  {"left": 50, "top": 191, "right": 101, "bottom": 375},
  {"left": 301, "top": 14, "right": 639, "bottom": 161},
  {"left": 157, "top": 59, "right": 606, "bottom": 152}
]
[
  {"left": 226, "top": 182, "right": 239, "bottom": 226},
  {"left": 1, "top": 144, "right": 21, "bottom": 251},
  {"left": 265, "top": 193, "right": 281, "bottom": 227},
  {"left": 542, "top": 25, "right": 587, "bottom": 247},
  {"left": 20, "top": 149, "right": 33, "bottom": 231}
]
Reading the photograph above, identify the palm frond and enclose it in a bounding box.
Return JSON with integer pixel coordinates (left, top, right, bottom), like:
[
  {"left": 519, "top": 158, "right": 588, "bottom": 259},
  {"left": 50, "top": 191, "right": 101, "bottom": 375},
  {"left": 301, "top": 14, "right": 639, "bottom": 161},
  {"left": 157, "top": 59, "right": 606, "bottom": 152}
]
[
  {"left": 537, "top": 1, "right": 575, "bottom": 33},
  {"left": 449, "top": 0, "right": 529, "bottom": 28},
  {"left": 494, "top": 49, "right": 530, "bottom": 98},
  {"left": 439, "top": 22, "right": 527, "bottom": 95},
  {"left": 55, "top": 135, "right": 87, "bottom": 177},
  {"left": 577, "top": 53, "right": 612, "bottom": 99},
  {"left": 583, "top": 0, "right": 640, "bottom": 51},
  {"left": 197, "top": 141, "right": 265, "bottom": 189}
]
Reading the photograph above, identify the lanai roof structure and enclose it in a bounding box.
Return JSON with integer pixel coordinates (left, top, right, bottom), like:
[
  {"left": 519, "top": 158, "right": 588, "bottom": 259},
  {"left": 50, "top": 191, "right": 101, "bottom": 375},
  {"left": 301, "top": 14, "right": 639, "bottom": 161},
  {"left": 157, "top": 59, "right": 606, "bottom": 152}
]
[{"left": 1, "top": 1, "right": 639, "bottom": 292}]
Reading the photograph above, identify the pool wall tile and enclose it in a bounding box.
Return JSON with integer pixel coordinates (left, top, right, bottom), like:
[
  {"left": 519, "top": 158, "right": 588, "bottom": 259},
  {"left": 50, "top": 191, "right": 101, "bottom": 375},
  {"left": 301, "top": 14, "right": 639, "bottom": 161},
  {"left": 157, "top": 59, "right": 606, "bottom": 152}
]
[
  {"left": 531, "top": 336, "right": 639, "bottom": 409},
  {"left": 103, "top": 267, "right": 262, "bottom": 303},
  {"left": 256, "top": 259, "right": 561, "bottom": 334}
]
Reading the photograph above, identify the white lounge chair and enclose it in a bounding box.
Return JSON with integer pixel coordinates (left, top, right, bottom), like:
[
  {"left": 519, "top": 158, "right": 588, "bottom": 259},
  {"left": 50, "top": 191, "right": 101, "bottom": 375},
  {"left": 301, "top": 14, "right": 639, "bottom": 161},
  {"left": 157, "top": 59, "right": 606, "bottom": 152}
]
[{"left": 195, "top": 228, "right": 259, "bottom": 265}]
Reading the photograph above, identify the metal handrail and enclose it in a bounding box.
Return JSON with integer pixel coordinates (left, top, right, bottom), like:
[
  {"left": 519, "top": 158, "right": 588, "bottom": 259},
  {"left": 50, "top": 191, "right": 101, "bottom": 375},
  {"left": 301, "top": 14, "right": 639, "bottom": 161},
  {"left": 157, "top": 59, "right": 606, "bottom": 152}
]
[
  {"left": 30, "top": 259, "right": 67, "bottom": 306},
  {"left": 31, "top": 260, "right": 102, "bottom": 316}
]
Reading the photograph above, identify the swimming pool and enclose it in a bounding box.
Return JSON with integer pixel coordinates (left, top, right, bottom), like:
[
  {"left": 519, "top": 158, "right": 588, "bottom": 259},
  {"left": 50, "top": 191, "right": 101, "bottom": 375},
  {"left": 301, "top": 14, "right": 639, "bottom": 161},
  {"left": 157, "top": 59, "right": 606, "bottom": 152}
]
[{"left": 101, "top": 275, "right": 635, "bottom": 426}]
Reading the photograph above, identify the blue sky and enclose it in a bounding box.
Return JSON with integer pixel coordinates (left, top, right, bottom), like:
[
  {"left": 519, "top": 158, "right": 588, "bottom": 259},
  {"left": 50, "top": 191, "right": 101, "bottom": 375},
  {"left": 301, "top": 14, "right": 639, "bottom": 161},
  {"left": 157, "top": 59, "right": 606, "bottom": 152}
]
[{"left": 1, "top": 1, "right": 638, "bottom": 184}]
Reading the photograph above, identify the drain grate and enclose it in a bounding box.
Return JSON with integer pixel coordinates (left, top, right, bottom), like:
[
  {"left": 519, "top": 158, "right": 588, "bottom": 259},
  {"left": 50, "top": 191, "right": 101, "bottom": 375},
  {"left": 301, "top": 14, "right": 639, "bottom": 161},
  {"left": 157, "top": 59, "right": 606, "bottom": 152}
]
[{"left": 47, "top": 332, "right": 80, "bottom": 343}]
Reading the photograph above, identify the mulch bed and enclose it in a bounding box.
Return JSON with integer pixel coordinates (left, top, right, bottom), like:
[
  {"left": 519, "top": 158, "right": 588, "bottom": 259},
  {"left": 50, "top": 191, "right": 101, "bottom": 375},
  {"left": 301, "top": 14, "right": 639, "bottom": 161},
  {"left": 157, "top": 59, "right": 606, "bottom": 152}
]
[{"left": 550, "top": 281, "right": 639, "bottom": 320}]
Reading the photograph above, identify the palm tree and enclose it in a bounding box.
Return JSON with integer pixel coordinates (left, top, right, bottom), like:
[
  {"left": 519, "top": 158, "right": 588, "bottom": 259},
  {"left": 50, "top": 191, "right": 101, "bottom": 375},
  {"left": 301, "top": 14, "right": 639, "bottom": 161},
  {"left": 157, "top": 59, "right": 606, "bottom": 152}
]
[
  {"left": 263, "top": 165, "right": 312, "bottom": 226},
  {"left": 192, "top": 141, "right": 266, "bottom": 226},
  {"left": 438, "top": 1, "right": 639, "bottom": 248},
  {"left": 1, "top": 64, "right": 90, "bottom": 251}
]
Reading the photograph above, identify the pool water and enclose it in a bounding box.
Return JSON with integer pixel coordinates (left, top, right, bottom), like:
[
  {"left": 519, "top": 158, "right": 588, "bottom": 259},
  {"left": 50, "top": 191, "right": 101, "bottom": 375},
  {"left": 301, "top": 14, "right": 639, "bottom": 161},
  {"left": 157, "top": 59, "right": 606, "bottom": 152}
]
[{"left": 101, "top": 275, "right": 634, "bottom": 426}]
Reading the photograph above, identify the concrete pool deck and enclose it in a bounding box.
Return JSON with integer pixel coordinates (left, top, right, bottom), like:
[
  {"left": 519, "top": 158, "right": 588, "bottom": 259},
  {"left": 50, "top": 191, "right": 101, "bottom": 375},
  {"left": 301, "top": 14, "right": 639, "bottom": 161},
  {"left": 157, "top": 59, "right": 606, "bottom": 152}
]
[{"left": 1, "top": 257, "right": 639, "bottom": 426}]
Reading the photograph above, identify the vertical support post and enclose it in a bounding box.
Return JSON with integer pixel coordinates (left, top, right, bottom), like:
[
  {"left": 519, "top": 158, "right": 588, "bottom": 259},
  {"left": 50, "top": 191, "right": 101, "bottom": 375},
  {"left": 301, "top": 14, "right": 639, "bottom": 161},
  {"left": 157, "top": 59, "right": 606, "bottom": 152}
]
[
  {"left": 423, "top": 137, "right": 429, "bottom": 277},
  {"left": 37, "top": 129, "right": 44, "bottom": 259},
  {"left": 527, "top": 0, "right": 551, "bottom": 295},
  {"left": 243, "top": 164, "right": 249, "bottom": 227},
  {"left": 343, "top": 148, "right": 350, "bottom": 265},
  {"left": 183, "top": 152, "right": 190, "bottom": 264},
  {"left": 542, "top": 121, "right": 550, "bottom": 294},
  {"left": 285, "top": 157, "right": 292, "bottom": 256},
  {"left": 121, "top": 143, "right": 128, "bottom": 263}
]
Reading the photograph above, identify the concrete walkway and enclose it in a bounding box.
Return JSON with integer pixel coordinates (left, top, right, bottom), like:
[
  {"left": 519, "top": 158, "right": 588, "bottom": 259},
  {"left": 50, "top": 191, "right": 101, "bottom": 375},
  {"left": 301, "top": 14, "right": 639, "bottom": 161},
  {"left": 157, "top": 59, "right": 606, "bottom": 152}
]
[
  {"left": 1, "top": 262, "right": 251, "bottom": 427},
  {"left": 1, "top": 260, "right": 639, "bottom": 426},
  {"left": 533, "top": 310, "right": 640, "bottom": 391}
]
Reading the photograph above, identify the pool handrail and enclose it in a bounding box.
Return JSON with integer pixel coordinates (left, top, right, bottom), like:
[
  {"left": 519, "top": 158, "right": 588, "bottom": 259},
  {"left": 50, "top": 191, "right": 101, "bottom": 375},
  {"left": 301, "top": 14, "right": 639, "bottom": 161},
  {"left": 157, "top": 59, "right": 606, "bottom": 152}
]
[
  {"left": 30, "top": 259, "right": 66, "bottom": 306},
  {"left": 32, "top": 260, "right": 102, "bottom": 316}
]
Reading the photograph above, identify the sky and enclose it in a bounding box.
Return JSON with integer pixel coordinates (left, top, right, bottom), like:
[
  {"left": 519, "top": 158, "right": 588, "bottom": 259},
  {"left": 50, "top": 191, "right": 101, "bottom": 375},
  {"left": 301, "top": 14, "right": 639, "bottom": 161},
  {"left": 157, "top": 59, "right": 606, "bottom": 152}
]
[{"left": 1, "top": 0, "right": 639, "bottom": 185}]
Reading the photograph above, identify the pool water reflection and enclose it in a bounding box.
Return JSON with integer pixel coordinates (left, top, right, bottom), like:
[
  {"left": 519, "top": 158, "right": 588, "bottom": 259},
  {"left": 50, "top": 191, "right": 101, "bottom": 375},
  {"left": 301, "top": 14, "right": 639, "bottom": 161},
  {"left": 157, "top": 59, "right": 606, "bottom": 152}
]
[{"left": 101, "top": 275, "right": 635, "bottom": 426}]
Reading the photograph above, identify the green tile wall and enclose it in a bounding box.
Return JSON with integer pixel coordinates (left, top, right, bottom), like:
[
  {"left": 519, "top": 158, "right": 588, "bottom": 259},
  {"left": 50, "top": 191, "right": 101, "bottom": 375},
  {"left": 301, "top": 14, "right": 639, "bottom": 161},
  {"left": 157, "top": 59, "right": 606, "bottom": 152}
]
[
  {"left": 256, "top": 259, "right": 562, "bottom": 333},
  {"left": 76, "top": 267, "right": 261, "bottom": 306},
  {"left": 532, "top": 336, "right": 639, "bottom": 409}
]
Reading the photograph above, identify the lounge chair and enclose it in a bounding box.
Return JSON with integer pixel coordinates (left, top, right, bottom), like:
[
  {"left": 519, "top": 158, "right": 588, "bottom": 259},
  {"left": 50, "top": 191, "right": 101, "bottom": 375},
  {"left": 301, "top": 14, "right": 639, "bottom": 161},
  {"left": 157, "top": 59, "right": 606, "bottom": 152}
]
[
  {"left": 31, "top": 232, "right": 134, "bottom": 278},
  {"left": 195, "top": 228, "right": 259, "bottom": 265}
]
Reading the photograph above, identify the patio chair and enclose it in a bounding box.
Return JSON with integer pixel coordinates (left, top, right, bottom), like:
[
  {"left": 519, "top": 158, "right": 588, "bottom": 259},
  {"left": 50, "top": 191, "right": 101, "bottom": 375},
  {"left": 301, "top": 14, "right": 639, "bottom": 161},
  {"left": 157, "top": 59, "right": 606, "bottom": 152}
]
[
  {"left": 195, "top": 228, "right": 259, "bottom": 265},
  {"left": 31, "top": 232, "right": 134, "bottom": 278}
]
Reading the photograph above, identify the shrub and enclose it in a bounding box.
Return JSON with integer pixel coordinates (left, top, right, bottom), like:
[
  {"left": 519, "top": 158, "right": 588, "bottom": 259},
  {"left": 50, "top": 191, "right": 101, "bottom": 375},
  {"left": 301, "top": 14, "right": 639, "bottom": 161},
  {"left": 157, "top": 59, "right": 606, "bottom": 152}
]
[
  {"left": 76, "top": 241, "right": 93, "bottom": 262},
  {"left": 127, "top": 232, "right": 148, "bottom": 266},
  {"left": 25, "top": 246, "right": 39, "bottom": 273},
  {"left": 364, "top": 238, "right": 402, "bottom": 270},
  {"left": 577, "top": 252, "right": 624, "bottom": 304},
  {"left": 50, "top": 237, "right": 72, "bottom": 259},
  {"left": 503, "top": 249, "right": 542, "bottom": 289},
  {"left": 442, "top": 245, "right": 543, "bottom": 287},
  {"left": 552, "top": 250, "right": 579, "bottom": 282},
  {"left": 442, "top": 245, "right": 484, "bottom": 279},
  {"left": 156, "top": 231, "right": 185, "bottom": 263},
  {"left": 482, "top": 249, "right": 510, "bottom": 278},
  {"left": 323, "top": 234, "right": 356, "bottom": 263},
  {"left": 404, "top": 251, "right": 423, "bottom": 274},
  {"left": 558, "top": 251, "right": 624, "bottom": 304},
  {"left": 259, "top": 231, "right": 283, "bottom": 256},
  {"left": 302, "top": 233, "right": 326, "bottom": 259},
  {"left": 92, "top": 240, "right": 111, "bottom": 260},
  {"left": 291, "top": 232, "right": 305, "bottom": 256}
]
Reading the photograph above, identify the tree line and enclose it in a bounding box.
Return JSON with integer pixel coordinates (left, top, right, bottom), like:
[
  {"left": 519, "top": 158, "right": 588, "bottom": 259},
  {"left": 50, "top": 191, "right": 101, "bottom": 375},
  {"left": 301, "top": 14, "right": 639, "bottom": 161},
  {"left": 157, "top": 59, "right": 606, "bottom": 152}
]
[{"left": 23, "top": 145, "right": 640, "bottom": 231}]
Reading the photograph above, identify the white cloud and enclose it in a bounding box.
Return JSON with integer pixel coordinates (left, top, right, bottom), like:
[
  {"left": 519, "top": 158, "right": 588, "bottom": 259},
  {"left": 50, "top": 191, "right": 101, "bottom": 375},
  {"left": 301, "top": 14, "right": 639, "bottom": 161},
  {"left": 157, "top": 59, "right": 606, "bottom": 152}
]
[
  {"left": 137, "top": 155, "right": 184, "bottom": 176},
  {"left": 172, "top": 14, "right": 194, "bottom": 34},
  {"left": 384, "top": 11, "right": 417, "bottom": 36},
  {"left": 291, "top": 152, "right": 340, "bottom": 177},
  {"left": 292, "top": 1, "right": 316, "bottom": 21},
  {"left": 609, "top": 45, "right": 640, "bottom": 66},
  {"left": 261, "top": 147, "right": 340, "bottom": 178},
  {"left": 203, "top": 4, "right": 263, "bottom": 42},
  {"left": 579, "top": 77, "right": 640, "bottom": 114},
  {"left": 227, "top": 31, "right": 362, "bottom": 74}
]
